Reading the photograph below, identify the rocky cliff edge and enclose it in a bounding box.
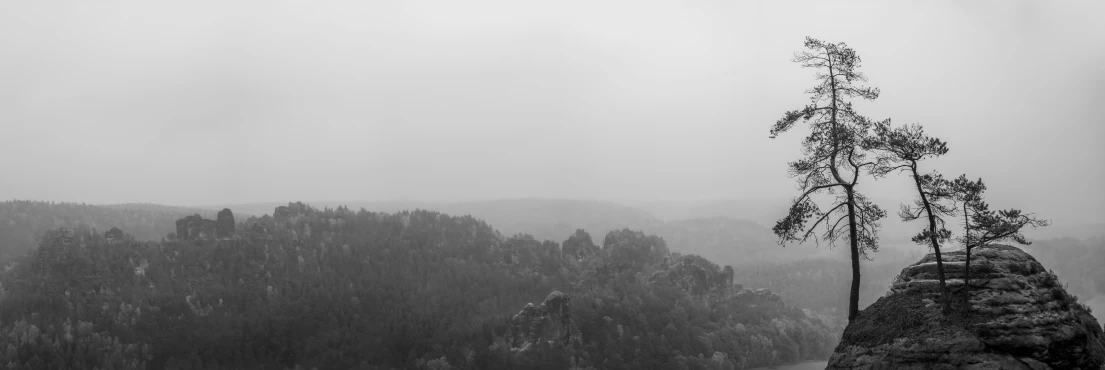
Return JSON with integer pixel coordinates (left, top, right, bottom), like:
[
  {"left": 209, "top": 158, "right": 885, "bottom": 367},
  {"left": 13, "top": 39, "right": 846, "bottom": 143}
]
[{"left": 828, "top": 244, "right": 1105, "bottom": 370}]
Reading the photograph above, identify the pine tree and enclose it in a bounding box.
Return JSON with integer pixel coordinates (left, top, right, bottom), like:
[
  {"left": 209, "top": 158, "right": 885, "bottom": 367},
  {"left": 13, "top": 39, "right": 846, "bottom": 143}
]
[
  {"left": 867, "top": 121, "right": 956, "bottom": 312},
  {"left": 769, "top": 37, "right": 887, "bottom": 321}
]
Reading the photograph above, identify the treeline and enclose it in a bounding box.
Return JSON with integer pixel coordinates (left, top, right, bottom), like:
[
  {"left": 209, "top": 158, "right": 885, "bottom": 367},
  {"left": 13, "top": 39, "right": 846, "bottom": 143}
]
[
  {"left": 0, "top": 202, "right": 836, "bottom": 369},
  {"left": 0, "top": 201, "right": 208, "bottom": 262}
]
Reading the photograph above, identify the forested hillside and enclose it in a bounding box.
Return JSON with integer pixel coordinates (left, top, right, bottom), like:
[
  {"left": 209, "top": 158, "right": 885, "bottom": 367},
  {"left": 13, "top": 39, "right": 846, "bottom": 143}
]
[
  {"left": 219, "top": 200, "right": 824, "bottom": 265},
  {"left": 0, "top": 201, "right": 214, "bottom": 262},
  {"left": 0, "top": 202, "right": 837, "bottom": 369}
]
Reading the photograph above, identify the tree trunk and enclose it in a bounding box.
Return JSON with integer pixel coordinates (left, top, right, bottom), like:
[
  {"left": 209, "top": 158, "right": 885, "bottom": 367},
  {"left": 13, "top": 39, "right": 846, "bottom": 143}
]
[
  {"left": 912, "top": 166, "right": 949, "bottom": 313},
  {"left": 962, "top": 204, "right": 971, "bottom": 315},
  {"left": 826, "top": 50, "right": 861, "bottom": 323},
  {"left": 845, "top": 186, "right": 861, "bottom": 322}
]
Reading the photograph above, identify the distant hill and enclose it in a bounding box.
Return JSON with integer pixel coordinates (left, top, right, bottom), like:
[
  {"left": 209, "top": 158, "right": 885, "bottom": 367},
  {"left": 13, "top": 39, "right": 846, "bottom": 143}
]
[
  {"left": 194, "top": 201, "right": 429, "bottom": 220},
  {"left": 0, "top": 200, "right": 222, "bottom": 262},
  {"left": 208, "top": 199, "right": 656, "bottom": 242},
  {"left": 1025, "top": 221, "right": 1105, "bottom": 240},
  {"left": 100, "top": 202, "right": 229, "bottom": 217},
  {"left": 637, "top": 197, "right": 923, "bottom": 241},
  {"left": 438, "top": 198, "right": 658, "bottom": 243},
  {"left": 634, "top": 198, "right": 786, "bottom": 225},
  {"left": 210, "top": 199, "right": 806, "bottom": 265}
]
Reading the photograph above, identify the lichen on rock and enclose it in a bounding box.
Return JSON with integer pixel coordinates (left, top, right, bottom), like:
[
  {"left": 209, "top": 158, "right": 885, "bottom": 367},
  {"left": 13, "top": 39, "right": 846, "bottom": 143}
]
[{"left": 828, "top": 244, "right": 1105, "bottom": 370}]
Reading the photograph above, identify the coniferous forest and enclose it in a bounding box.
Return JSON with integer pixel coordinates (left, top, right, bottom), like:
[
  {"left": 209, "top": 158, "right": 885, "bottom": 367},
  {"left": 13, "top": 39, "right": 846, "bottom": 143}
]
[
  {"left": 0, "top": 200, "right": 1101, "bottom": 369},
  {"left": 0, "top": 201, "right": 841, "bottom": 369}
]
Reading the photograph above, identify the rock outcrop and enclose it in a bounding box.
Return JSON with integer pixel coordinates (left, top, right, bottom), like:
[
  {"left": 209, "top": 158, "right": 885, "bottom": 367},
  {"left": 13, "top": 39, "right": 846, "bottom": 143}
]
[
  {"left": 104, "top": 227, "right": 124, "bottom": 240},
  {"left": 509, "top": 291, "right": 579, "bottom": 352},
  {"left": 828, "top": 244, "right": 1105, "bottom": 370},
  {"left": 216, "top": 208, "right": 235, "bottom": 238},
  {"left": 648, "top": 254, "right": 738, "bottom": 295},
  {"left": 273, "top": 202, "right": 315, "bottom": 220},
  {"left": 561, "top": 229, "right": 599, "bottom": 260},
  {"left": 175, "top": 214, "right": 216, "bottom": 241}
]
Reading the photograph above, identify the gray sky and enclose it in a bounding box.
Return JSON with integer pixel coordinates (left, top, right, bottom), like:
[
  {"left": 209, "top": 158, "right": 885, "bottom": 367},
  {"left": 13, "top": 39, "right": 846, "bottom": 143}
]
[{"left": 2, "top": 0, "right": 1103, "bottom": 225}]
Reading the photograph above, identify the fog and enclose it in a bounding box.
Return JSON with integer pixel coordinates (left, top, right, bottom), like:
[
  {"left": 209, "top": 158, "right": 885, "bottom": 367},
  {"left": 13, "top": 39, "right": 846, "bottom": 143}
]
[{"left": 2, "top": 0, "right": 1102, "bottom": 226}]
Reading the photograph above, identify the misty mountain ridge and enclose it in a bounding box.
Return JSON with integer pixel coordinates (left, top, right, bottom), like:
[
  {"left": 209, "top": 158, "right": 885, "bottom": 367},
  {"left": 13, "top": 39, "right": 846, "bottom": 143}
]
[
  {"left": 202, "top": 197, "right": 1098, "bottom": 240},
  {"left": 193, "top": 199, "right": 1090, "bottom": 321},
  {"left": 0, "top": 200, "right": 843, "bottom": 369},
  {"left": 33, "top": 197, "right": 1094, "bottom": 321},
  {"left": 200, "top": 198, "right": 834, "bottom": 264}
]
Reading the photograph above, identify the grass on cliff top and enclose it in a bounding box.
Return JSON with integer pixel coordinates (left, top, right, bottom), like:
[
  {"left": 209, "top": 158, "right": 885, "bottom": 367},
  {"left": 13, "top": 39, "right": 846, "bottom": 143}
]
[{"left": 838, "top": 291, "right": 982, "bottom": 348}]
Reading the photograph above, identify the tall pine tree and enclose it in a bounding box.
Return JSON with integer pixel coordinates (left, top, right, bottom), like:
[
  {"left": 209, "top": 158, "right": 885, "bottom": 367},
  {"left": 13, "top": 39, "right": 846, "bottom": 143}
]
[{"left": 770, "top": 37, "right": 887, "bottom": 321}]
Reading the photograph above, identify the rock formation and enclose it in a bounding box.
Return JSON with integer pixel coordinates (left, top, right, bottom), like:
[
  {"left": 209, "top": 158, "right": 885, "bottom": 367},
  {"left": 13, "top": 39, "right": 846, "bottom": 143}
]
[
  {"left": 648, "top": 254, "right": 738, "bottom": 295},
  {"left": 104, "top": 227, "right": 124, "bottom": 240},
  {"left": 175, "top": 214, "right": 216, "bottom": 241},
  {"left": 828, "top": 244, "right": 1105, "bottom": 370},
  {"left": 216, "top": 208, "right": 235, "bottom": 238},
  {"left": 273, "top": 202, "right": 314, "bottom": 220},
  {"left": 509, "top": 291, "right": 579, "bottom": 352}
]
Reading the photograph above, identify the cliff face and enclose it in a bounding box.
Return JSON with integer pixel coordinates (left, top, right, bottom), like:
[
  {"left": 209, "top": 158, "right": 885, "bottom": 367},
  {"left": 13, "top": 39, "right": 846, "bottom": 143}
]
[
  {"left": 175, "top": 214, "right": 216, "bottom": 241},
  {"left": 216, "top": 208, "right": 235, "bottom": 238},
  {"left": 648, "top": 254, "right": 738, "bottom": 295},
  {"left": 176, "top": 210, "right": 236, "bottom": 241},
  {"left": 509, "top": 291, "right": 579, "bottom": 352},
  {"left": 828, "top": 244, "right": 1105, "bottom": 370}
]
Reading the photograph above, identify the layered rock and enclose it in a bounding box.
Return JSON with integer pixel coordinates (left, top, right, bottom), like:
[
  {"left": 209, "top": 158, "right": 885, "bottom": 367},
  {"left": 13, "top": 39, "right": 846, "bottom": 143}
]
[
  {"left": 509, "top": 291, "right": 579, "bottom": 352},
  {"left": 828, "top": 244, "right": 1105, "bottom": 370}
]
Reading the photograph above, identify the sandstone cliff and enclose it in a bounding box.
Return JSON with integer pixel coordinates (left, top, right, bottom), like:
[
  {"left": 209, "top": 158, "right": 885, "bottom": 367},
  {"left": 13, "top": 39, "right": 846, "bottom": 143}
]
[
  {"left": 176, "top": 210, "right": 236, "bottom": 241},
  {"left": 648, "top": 254, "right": 738, "bottom": 295},
  {"left": 828, "top": 244, "right": 1105, "bottom": 370},
  {"left": 509, "top": 291, "right": 580, "bottom": 353},
  {"left": 216, "top": 208, "right": 235, "bottom": 238},
  {"left": 175, "top": 214, "right": 216, "bottom": 240}
]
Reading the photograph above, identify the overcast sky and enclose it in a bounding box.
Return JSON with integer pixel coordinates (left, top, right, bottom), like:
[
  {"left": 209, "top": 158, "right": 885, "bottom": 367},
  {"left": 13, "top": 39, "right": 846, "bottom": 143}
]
[{"left": 2, "top": 0, "right": 1103, "bottom": 225}]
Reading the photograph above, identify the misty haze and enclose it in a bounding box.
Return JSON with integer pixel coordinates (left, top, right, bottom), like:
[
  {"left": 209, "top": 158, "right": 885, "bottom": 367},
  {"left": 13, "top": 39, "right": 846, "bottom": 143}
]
[{"left": 1, "top": 1, "right": 1103, "bottom": 369}]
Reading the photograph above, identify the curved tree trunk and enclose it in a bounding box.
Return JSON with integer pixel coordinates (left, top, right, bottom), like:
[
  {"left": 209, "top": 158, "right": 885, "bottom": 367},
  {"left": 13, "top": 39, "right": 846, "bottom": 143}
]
[
  {"left": 845, "top": 187, "right": 861, "bottom": 321},
  {"left": 826, "top": 51, "right": 862, "bottom": 323},
  {"left": 911, "top": 165, "right": 949, "bottom": 313},
  {"left": 963, "top": 203, "right": 972, "bottom": 315}
]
